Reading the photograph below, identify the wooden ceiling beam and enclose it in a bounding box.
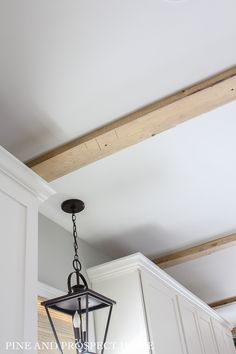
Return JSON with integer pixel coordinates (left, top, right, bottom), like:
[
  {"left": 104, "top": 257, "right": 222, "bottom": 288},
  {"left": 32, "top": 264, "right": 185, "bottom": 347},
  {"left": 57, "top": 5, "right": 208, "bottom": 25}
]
[
  {"left": 154, "top": 233, "right": 236, "bottom": 269},
  {"left": 209, "top": 296, "right": 236, "bottom": 309},
  {"left": 27, "top": 66, "right": 236, "bottom": 182}
]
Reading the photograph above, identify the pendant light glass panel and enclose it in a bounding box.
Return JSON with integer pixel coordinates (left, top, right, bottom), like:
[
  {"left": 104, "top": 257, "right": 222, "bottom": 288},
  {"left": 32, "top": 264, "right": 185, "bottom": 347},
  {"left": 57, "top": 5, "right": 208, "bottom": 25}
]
[
  {"left": 42, "top": 308, "right": 75, "bottom": 354},
  {"left": 42, "top": 286, "right": 115, "bottom": 354}
]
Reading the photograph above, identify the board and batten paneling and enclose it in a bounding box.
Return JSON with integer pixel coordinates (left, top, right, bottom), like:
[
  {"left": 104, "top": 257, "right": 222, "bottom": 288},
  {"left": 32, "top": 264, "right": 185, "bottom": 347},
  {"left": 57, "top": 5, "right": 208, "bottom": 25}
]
[
  {"left": 0, "top": 147, "right": 54, "bottom": 354},
  {"left": 0, "top": 188, "right": 29, "bottom": 348}
]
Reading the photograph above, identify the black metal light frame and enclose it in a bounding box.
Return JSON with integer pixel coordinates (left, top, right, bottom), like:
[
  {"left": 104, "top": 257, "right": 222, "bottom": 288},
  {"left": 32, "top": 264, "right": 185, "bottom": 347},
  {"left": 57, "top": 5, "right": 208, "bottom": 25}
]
[{"left": 41, "top": 199, "right": 116, "bottom": 354}]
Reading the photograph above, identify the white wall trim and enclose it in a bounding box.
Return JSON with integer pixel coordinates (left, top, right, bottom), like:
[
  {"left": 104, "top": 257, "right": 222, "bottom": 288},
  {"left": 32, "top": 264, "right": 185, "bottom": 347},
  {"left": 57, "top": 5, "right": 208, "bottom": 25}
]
[
  {"left": 0, "top": 146, "right": 55, "bottom": 202},
  {"left": 38, "top": 281, "right": 65, "bottom": 299},
  {"left": 87, "top": 253, "right": 233, "bottom": 330}
]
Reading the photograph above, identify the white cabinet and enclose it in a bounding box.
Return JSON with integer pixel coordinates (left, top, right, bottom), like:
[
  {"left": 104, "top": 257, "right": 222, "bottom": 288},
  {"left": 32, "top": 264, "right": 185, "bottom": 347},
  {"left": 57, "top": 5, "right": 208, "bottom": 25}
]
[
  {"left": 92, "top": 270, "right": 150, "bottom": 354},
  {"left": 177, "top": 297, "right": 204, "bottom": 354},
  {"left": 224, "top": 329, "right": 236, "bottom": 354},
  {"left": 141, "top": 272, "right": 187, "bottom": 354},
  {"left": 197, "top": 311, "right": 219, "bottom": 354},
  {"left": 88, "top": 253, "right": 235, "bottom": 354},
  {"left": 212, "top": 319, "right": 236, "bottom": 354},
  {"left": 0, "top": 147, "right": 54, "bottom": 354}
]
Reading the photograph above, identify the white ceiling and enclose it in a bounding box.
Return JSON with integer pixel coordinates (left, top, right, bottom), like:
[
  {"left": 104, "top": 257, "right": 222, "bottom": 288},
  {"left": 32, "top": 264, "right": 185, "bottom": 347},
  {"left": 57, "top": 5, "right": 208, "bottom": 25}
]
[
  {"left": 39, "top": 105, "right": 236, "bottom": 322},
  {"left": 40, "top": 101, "right": 236, "bottom": 259},
  {"left": 166, "top": 246, "right": 236, "bottom": 305},
  {"left": 216, "top": 304, "right": 236, "bottom": 327},
  {"left": 0, "top": 0, "right": 236, "bottom": 161},
  {"left": 166, "top": 246, "right": 236, "bottom": 325},
  {"left": 1, "top": 0, "right": 236, "bottom": 327}
]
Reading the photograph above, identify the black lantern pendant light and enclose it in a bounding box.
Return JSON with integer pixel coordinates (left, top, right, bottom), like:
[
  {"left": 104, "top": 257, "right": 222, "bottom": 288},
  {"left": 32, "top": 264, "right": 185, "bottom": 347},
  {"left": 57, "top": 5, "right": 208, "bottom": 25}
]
[{"left": 42, "top": 199, "right": 116, "bottom": 354}]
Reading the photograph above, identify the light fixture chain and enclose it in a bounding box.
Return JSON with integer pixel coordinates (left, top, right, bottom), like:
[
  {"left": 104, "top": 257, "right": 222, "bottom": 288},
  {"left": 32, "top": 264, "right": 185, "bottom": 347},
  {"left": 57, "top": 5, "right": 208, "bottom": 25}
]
[{"left": 72, "top": 212, "right": 82, "bottom": 271}]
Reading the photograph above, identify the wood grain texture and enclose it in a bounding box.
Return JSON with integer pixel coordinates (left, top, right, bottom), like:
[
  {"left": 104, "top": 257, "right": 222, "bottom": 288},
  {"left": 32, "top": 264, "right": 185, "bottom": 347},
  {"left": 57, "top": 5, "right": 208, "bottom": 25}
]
[
  {"left": 27, "top": 66, "right": 236, "bottom": 181},
  {"left": 38, "top": 296, "right": 74, "bottom": 354},
  {"left": 209, "top": 297, "right": 236, "bottom": 309},
  {"left": 154, "top": 233, "right": 236, "bottom": 268}
]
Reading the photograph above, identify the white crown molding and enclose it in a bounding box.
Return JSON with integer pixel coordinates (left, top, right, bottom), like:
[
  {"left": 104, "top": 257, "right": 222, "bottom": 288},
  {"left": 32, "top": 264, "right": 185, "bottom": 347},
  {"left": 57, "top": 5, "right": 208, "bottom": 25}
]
[
  {"left": 0, "top": 146, "right": 55, "bottom": 202},
  {"left": 38, "top": 281, "right": 65, "bottom": 299},
  {"left": 87, "top": 252, "right": 233, "bottom": 330}
]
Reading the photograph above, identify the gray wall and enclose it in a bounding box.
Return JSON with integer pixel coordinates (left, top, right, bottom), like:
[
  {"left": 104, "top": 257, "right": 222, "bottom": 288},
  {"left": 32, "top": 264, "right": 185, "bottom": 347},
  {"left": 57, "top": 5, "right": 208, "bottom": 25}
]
[{"left": 38, "top": 213, "right": 111, "bottom": 292}]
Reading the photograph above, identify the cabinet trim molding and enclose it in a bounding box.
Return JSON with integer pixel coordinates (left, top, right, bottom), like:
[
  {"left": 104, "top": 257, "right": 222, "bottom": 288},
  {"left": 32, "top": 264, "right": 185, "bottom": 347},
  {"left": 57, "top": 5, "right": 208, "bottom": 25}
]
[{"left": 0, "top": 146, "right": 55, "bottom": 202}]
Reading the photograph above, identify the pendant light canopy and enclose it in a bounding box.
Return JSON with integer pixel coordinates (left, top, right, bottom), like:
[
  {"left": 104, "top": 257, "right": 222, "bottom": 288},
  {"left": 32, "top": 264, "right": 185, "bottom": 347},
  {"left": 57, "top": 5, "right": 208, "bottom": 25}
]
[{"left": 42, "top": 199, "right": 116, "bottom": 354}]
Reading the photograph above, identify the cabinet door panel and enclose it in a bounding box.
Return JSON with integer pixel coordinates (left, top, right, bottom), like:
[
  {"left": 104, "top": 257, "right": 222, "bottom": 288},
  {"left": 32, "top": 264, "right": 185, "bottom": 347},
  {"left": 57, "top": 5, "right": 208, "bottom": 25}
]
[
  {"left": 198, "top": 312, "right": 219, "bottom": 354},
  {"left": 142, "top": 273, "right": 186, "bottom": 354},
  {"left": 212, "top": 320, "right": 235, "bottom": 354},
  {"left": 93, "top": 271, "right": 150, "bottom": 354},
  {"left": 224, "top": 329, "right": 235, "bottom": 354},
  {"left": 213, "top": 323, "right": 227, "bottom": 353},
  {"left": 178, "top": 297, "right": 204, "bottom": 354}
]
